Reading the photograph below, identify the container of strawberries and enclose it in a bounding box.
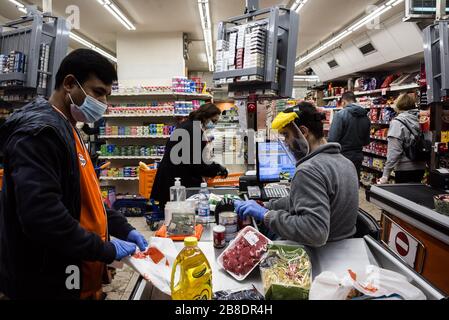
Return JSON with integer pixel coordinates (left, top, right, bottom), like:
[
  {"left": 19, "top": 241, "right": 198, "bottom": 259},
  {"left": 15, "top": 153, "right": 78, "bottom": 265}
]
[{"left": 217, "top": 226, "right": 272, "bottom": 281}]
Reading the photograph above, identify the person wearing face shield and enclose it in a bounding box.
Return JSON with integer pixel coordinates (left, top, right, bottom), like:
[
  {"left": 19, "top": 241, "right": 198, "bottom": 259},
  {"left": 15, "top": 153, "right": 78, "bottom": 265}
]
[
  {"left": 235, "top": 102, "right": 359, "bottom": 247},
  {"left": 151, "top": 103, "right": 229, "bottom": 209},
  {"left": 0, "top": 49, "right": 148, "bottom": 300}
]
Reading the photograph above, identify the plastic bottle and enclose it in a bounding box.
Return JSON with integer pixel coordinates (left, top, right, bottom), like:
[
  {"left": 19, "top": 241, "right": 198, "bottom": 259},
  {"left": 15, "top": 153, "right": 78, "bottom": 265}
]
[
  {"left": 198, "top": 182, "right": 210, "bottom": 224},
  {"left": 170, "top": 178, "right": 186, "bottom": 202},
  {"left": 171, "top": 237, "right": 212, "bottom": 300}
]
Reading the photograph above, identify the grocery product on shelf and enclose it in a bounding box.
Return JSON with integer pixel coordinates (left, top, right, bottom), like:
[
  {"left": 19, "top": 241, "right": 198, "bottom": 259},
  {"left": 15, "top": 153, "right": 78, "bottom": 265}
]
[
  {"left": 218, "top": 226, "right": 272, "bottom": 281},
  {"left": 171, "top": 237, "right": 212, "bottom": 300},
  {"left": 100, "top": 166, "right": 140, "bottom": 178},
  {"left": 100, "top": 144, "right": 165, "bottom": 157},
  {"left": 99, "top": 124, "right": 175, "bottom": 137},
  {"left": 260, "top": 244, "right": 312, "bottom": 300},
  {"left": 174, "top": 100, "right": 204, "bottom": 116},
  {"left": 106, "top": 103, "right": 175, "bottom": 116},
  {"left": 363, "top": 142, "right": 388, "bottom": 157},
  {"left": 172, "top": 76, "right": 206, "bottom": 94}
]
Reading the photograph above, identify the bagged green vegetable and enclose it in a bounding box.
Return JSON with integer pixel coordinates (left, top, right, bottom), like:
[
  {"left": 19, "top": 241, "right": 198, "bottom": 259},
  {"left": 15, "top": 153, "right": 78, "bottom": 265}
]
[{"left": 260, "top": 244, "right": 312, "bottom": 300}]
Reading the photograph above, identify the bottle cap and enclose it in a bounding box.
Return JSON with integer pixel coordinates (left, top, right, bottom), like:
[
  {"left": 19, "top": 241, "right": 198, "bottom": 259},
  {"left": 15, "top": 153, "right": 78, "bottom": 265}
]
[
  {"left": 184, "top": 237, "right": 198, "bottom": 247},
  {"left": 201, "top": 182, "right": 207, "bottom": 188},
  {"left": 174, "top": 177, "right": 181, "bottom": 187}
]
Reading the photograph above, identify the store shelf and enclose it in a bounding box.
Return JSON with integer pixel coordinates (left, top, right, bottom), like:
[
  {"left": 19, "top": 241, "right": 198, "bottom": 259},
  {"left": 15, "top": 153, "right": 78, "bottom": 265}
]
[
  {"left": 363, "top": 149, "right": 387, "bottom": 158},
  {"left": 99, "top": 176, "right": 139, "bottom": 181},
  {"left": 98, "top": 155, "right": 163, "bottom": 160},
  {"left": 362, "top": 164, "right": 384, "bottom": 173},
  {"left": 103, "top": 114, "right": 175, "bottom": 118},
  {"left": 110, "top": 92, "right": 213, "bottom": 99},
  {"left": 99, "top": 135, "right": 170, "bottom": 139},
  {"left": 370, "top": 136, "right": 388, "bottom": 142},
  {"left": 322, "top": 83, "right": 420, "bottom": 101}
]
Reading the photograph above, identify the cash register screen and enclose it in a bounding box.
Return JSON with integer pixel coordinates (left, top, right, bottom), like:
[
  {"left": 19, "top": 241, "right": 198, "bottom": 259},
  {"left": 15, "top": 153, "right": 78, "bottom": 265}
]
[{"left": 257, "top": 142, "right": 296, "bottom": 183}]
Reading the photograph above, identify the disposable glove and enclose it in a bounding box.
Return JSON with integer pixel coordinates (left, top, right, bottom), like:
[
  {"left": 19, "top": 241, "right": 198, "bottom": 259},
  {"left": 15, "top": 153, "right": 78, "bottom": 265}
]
[
  {"left": 378, "top": 176, "right": 389, "bottom": 184},
  {"left": 234, "top": 200, "right": 268, "bottom": 222},
  {"left": 111, "top": 239, "right": 137, "bottom": 261},
  {"left": 127, "top": 230, "right": 148, "bottom": 251}
]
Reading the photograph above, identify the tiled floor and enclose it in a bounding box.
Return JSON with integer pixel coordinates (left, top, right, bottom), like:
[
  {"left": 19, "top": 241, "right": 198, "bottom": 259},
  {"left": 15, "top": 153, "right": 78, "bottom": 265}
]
[{"left": 104, "top": 187, "right": 383, "bottom": 300}]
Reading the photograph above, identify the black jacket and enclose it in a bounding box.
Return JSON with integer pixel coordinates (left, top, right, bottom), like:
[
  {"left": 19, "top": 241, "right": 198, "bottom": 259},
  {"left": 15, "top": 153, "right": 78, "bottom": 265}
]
[
  {"left": 151, "top": 119, "right": 223, "bottom": 207},
  {"left": 0, "top": 98, "right": 134, "bottom": 300},
  {"left": 328, "top": 104, "right": 371, "bottom": 163}
]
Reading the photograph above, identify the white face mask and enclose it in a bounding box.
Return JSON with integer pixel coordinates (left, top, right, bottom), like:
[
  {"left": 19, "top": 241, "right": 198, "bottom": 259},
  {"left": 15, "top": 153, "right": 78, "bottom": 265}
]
[{"left": 69, "top": 79, "right": 108, "bottom": 123}]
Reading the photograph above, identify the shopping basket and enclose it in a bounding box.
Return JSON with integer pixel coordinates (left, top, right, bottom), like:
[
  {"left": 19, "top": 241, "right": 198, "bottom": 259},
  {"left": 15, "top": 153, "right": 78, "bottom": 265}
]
[
  {"left": 139, "top": 167, "right": 157, "bottom": 199},
  {"left": 206, "top": 172, "right": 243, "bottom": 187}
]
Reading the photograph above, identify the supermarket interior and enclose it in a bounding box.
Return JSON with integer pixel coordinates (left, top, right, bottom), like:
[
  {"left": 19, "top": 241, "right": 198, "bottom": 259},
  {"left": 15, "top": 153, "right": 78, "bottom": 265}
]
[{"left": 0, "top": 0, "right": 448, "bottom": 305}]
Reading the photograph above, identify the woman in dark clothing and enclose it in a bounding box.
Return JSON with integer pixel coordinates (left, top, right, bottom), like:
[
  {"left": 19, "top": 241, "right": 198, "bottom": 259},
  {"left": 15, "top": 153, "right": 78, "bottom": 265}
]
[{"left": 151, "top": 103, "right": 228, "bottom": 208}]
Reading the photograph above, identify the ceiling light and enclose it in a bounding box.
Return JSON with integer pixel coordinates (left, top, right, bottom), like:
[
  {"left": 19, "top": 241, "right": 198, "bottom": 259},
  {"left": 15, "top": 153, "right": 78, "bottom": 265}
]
[
  {"left": 198, "top": 0, "right": 214, "bottom": 72},
  {"left": 8, "top": 0, "right": 27, "bottom": 13},
  {"left": 290, "top": 0, "right": 309, "bottom": 13},
  {"left": 97, "top": 0, "right": 136, "bottom": 31},
  {"left": 70, "top": 33, "right": 118, "bottom": 63},
  {"left": 295, "top": 0, "right": 404, "bottom": 67}
]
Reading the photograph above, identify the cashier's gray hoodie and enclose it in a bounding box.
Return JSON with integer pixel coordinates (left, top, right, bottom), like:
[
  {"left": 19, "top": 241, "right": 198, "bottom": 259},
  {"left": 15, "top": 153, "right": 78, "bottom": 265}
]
[
  {"left": 264, "top": 143, "right": 359, "bottom": 247},
  {"left": 382, "top": 109, "right": 427, "bottom": 178}
]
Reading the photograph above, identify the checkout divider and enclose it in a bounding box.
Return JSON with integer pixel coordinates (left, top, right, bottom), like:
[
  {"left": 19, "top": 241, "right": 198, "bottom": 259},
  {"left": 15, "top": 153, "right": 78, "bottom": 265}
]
[{"left": 129, "top": 187, "right": 445, "bottom": 300}]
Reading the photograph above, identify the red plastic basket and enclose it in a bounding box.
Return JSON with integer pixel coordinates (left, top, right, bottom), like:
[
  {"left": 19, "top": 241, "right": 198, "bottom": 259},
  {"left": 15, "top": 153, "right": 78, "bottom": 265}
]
[{"left": 206, "top": 172, "right": 243, "bottom": 187}]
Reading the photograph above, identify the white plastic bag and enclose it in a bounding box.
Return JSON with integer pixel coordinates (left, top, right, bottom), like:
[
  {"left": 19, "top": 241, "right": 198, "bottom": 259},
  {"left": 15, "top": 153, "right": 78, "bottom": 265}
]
[
  {"left": 309, "top": 265, "right": 426, "bottom": 300},
  {"left": 123, "top": 237, "right": 178, "bottom": 296}
]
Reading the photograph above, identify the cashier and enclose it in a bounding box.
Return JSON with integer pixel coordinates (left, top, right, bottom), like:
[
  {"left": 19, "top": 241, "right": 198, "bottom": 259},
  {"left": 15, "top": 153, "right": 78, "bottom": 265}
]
[
  {"left": 235, "top": 102, "right": 359, "bottom": 247},
  {"left": 151, "top": 103, "right": 229, "bottom": 208},
  {"left": 0, "top": 49, "right": 148, "bottom": 300}
]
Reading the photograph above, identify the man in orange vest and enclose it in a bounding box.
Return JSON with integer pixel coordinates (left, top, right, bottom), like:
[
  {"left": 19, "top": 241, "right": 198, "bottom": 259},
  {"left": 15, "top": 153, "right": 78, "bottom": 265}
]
[{"left": 0, "top": 49, "right": 148, "bottom": 300}]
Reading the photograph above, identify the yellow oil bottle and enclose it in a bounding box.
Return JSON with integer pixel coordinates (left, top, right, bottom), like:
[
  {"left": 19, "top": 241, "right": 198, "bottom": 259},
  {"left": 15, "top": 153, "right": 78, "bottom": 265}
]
[{"left": 170, "top": 237, "right": 212, "bottom": 300}]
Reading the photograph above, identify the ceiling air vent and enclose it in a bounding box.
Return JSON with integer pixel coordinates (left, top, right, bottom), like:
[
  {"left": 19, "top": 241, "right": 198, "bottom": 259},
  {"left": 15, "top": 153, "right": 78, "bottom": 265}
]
[
  {"left": 327, "top": 59, "right": 339, "bottom": 69},
  {"left": 359, "top": 42, "right": 377, "bottom": 56}
]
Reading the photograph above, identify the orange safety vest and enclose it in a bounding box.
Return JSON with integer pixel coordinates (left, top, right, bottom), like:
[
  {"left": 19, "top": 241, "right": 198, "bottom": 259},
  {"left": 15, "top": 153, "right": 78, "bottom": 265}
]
[
  {"left": 72, "top": 127, "right": 108, "bottom": 300},
  {"left": 51, "top": 106, "right": 108, "bottom": 300}
]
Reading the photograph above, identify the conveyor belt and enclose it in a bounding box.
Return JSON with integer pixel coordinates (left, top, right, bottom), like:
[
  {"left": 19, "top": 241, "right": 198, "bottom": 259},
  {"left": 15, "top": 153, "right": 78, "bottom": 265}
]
[{"left": 375, "top": 185, "right": 443, "bottom": 210}]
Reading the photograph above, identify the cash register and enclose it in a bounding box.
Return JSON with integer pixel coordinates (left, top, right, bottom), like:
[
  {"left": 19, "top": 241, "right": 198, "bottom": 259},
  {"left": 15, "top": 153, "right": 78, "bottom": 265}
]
[{"left": 243, "top": 141, "right": 295, "bottom": 201}]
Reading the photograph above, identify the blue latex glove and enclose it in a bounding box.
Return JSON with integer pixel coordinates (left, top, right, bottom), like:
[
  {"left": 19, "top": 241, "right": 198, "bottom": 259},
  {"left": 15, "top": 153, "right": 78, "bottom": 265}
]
[
  {"left": 234, "top": 200, "right": 268, "bottom": 222},
  {"left": 111, "top": 239, "right": 137, "bottom": 261},
  {"left": 127, "top": 230, "right": 148, "bottom": 252}
]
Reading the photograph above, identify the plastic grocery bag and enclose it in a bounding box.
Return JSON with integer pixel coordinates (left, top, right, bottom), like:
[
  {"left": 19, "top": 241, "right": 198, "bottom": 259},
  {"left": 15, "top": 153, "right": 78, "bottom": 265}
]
[
  {"left": 309, "top": 265, "right": 426, "bottom": 300},
  {"left": 123, "top": 237, "right": 178, "bottom": 296}
]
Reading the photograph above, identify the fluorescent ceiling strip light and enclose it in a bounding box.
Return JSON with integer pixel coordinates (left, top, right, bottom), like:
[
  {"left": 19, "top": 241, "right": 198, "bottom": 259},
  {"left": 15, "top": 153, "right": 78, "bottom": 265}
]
[
  {"left": 70, "top": 33, "right": 118, "bottom": 63},
  {"left": 291, "top": 0, "right": 309, "bottom": 13},
  {"left": 8, "top": 0, "right": 27, "bottom": 13},
  {"left": 295, "top": 0, "right": 404, "bottom": 67},
  {"left": 198, "top": 0, "right": 214, "bottom": 72},
  {"left": 97, "top": 0, "right": 136, "bottom": 30}
]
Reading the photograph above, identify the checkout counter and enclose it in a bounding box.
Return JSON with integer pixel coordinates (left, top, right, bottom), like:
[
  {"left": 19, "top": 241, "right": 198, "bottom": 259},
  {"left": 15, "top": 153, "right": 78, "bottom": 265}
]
[
  {"left": 368, "top": 184, "right": 449, "bottom": 296},
  {"left": 128, "top": 186, "right": 446, "bottom": 300}
]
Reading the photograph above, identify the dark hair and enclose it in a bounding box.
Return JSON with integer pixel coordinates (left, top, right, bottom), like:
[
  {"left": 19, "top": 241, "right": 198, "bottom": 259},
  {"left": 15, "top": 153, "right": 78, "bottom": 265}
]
[
  {"left": 55, "top": 49, "right": 118, "bottom": 89},
  {"left": 284, "top": 101, "right": 325, "bottom": 139},
  {"left": 189, "top": 103, "right": 221, "bottom": 122},
  {"left": 341, "top": 91, "right": 356, "bottom": 103}
]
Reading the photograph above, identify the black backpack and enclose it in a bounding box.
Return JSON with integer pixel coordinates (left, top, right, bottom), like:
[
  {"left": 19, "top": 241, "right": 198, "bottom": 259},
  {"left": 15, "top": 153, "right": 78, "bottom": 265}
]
[{"left": 395, "top": 119, "right": 431, "bottom": 162}]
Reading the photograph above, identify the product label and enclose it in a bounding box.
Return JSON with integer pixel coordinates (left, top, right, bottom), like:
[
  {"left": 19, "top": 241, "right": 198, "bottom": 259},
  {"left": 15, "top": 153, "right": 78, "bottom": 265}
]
[{"left": 243, "top": 231, "right": 259, "bottom": 246}]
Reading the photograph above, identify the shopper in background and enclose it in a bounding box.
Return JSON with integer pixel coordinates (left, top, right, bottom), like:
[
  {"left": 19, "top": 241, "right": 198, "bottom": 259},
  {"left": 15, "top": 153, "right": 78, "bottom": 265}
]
[
  {"left": 151, "top": 103, "right": 228, "bottom": 209},
  {"left": 0, "top": 49, "right": 148, "bottom": 300},
  {"left": 379, "top": 94, "right": 426, "bottom": 184},
  {"left": 235, "top": 102, "right": 359, "bottom": 247},
  {"left": 328, "top": 91, "right": 371, "bottom": 177}
]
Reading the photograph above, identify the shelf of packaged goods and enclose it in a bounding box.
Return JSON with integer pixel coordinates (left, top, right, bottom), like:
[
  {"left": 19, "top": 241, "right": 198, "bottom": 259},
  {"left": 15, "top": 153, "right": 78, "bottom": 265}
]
[
  {"left": 103, "top": 114, "right": 175, "bottom": 118},
  {"left": 98, "top": 156, "right": 163, "bottom": 160},
  {"left": 362, "top": 164, "right": 384, "bottom": 174},
  {"left": 370, "top": 136, "right": 388, "bottom": 142},
  {"left": 109, "top": 92, "right": 213, "bottom": 99},
  {"left": 363, "top": 149, "right": 387, "bottom": 158},
  {"left": 99, "top": 177, "right": 139, "bottom": 181},
  {"left": 322, "top": 84, "right": 420, "bottom": 101},
  {"left": 98, "top": 135, "right": 170, "bottom": 139}
]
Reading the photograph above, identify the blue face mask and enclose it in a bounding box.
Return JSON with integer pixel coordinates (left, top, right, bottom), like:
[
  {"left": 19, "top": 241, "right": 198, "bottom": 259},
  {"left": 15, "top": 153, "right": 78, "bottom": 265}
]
[
  {"left": 69, "top": 79, "right": 108, "bottom": 123},
  {"left": 205, "top": 121, "right": 216, "bottom": 130}
]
